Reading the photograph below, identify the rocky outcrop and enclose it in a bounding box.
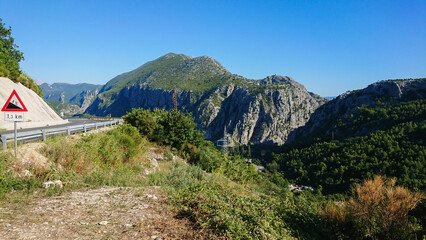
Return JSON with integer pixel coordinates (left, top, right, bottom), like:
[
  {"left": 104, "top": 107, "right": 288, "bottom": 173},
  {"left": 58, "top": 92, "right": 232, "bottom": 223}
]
[
  {"left": 69, "top": 89, "right": 99, "bottom": 112},
  {"left": 192, "top": 83, "right": 325, "bottom": 145},
  {"left": 287, "top": 79, "right": 426, "bottom": 142}
]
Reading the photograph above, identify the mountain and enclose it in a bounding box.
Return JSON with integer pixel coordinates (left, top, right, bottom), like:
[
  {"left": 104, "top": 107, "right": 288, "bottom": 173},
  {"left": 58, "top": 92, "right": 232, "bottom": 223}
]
[
  {"left": 273, "top": 79, "right": 426, "bottom": 193},
  {"left": 323, "top": 96, "right": 335, "bottom": 100},
  {"left": 39, "top": 82, "right": 102, "bottom": 116},
  {"left": 40, "top": 82, "right": 102, "bottom": 103},
  {"left": 86, "top": 53, "right": 326, "bottom": 145},
  {"left": 287, "top": 79, "right": 426, "bottom": 144}
]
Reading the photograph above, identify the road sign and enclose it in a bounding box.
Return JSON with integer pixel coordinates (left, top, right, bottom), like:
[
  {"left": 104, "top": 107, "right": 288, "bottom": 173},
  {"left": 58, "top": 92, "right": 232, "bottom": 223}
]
[
  {"left": 1, "top": 89, "right": 28, "bottom": 158},
  {"left": 1, "top": 89, "right": 28, "bottom": 112},
  {"left": 4, "top": 112, "right": 24, "bottom": 121}
]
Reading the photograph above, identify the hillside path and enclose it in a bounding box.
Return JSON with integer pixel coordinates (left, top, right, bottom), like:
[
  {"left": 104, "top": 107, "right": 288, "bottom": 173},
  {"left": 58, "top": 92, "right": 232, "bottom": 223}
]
[{"left": 0, "top": 187, "right": 202, "bottom": 240}]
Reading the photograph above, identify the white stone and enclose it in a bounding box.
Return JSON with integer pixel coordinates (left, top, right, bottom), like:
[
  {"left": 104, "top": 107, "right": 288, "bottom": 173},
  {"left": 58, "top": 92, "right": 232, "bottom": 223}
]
[
  {"left": 145, "top": 194, "right": 158, "bottom": 201},
  {"left": 42, "top": 180, "right": 63, "bottom": 188}
]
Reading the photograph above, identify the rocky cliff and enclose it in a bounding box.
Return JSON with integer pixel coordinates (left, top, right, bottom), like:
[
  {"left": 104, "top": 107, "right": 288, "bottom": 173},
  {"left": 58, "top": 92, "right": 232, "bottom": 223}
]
[
  {"left": 287, "top": 79, "right": 426, "bottom": 142},
  {"left": 39, "top": 82, "right": 102, "bottom": 116},
  {"left": 86, "top": 53, "right": 326, "bottom": 145},
  {"left": 69, "top": 89, "right": 99, "bottom": 112}
]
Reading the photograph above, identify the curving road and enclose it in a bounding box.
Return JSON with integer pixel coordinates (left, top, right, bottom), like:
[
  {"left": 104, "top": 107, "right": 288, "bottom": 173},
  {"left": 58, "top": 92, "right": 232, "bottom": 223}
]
[{"left": 0, "top": 119, "right": 109, "bottom": 135}]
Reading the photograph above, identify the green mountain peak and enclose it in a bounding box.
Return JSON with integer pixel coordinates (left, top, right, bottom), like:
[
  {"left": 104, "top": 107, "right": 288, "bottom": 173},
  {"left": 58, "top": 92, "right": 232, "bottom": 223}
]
[{"left": 101, "top": 53, "right": 233, "bottom": 94}]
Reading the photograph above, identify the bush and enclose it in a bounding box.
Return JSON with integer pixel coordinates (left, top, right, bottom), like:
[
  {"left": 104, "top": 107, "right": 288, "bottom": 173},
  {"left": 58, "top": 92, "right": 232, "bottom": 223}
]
[
  {"left": 123, "top": 109, "right": 157, "bottom": 136},
  {"left": 349, "top": 176, "right": 424, "bottom": 239},
  {"left": 148, "top": 161, "right": 293, "bottom": 239},
  {"left": 16, "top": 73, "right": 43, "bottom": 97},
  {"left": 0, "top": 151, "right": 43, "bottom": 199},
  {"left": 124, "top": 108, "right": 205, "bottom": 155}
]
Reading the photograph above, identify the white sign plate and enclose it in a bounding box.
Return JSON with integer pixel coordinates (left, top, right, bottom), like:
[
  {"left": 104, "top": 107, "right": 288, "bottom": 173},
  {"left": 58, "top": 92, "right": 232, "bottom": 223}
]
[{"left": 4, "top": 112, "right": 24, "bottom": 122}]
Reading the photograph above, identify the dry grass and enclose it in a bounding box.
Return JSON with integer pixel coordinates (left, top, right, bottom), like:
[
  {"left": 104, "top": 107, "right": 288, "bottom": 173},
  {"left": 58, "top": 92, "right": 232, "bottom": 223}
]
[
  {"left": 10, "top": 142, "right": 51, "bottom": 176},
  {"left": 322, "top": 202, "right": 346, "bottom": 223},
  {"left": 349, "top": 176, "right": 424, "bottom": 238},
  {"left": 320, "top": 176, "right": 424, "bottom": 239}
]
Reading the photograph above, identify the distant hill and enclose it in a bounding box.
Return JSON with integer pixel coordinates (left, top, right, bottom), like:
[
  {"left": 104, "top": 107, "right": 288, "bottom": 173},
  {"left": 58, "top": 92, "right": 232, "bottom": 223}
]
[
  {"left": 86, "top": 53, "right": 326, "bottom": 145},
  {"left": 40, "top": 82, "right": 102, "bottom": 103},
  {"left": 39, "top": 82, "right": 102, "bottom": 117}
]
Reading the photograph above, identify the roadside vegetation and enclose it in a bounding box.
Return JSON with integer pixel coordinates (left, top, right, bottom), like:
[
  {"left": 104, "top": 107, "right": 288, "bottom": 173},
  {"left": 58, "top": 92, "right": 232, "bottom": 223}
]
[
  {"left": 0, "top": 124, "right": 149, "bottom": 201},
  {"left": 0, "top": 108, "right": 424, "bottom": 239}
]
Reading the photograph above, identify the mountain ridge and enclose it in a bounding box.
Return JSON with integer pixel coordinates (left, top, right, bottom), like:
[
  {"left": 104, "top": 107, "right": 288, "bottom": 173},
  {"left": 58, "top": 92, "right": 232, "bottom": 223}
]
[
  {"left": 287, "top": 78, "right": 426, "bottom": 144},
  {"left": 85, "top": 53, "right": 326, "bottom": 145},
  {"left": 39, "top": 82, "right": 102, "bottom": 116}
]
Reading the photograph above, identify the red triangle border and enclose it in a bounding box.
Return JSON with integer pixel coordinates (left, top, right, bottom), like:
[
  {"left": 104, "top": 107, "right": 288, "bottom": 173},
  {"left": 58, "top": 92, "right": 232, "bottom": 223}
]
[{"left": 1, "top": 89, "right": 28, "bottom": 112}]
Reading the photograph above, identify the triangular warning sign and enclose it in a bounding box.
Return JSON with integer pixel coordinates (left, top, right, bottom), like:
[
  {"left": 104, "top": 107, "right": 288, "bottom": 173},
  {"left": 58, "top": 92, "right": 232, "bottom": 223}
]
[{"left": 1, "top": 90, "right": 28, "bottom": 112}]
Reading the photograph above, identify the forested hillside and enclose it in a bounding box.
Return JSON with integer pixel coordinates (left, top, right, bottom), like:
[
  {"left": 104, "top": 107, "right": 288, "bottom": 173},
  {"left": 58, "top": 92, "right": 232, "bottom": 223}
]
[
  {"left": 274, "top": 113, "right": 425, "bottom": 193},
  {"left": 273, "top": 81, "right": 426, "bottom": 193},
  {"left": 268, "top": 82, "right": 426, "bottom": 238}
]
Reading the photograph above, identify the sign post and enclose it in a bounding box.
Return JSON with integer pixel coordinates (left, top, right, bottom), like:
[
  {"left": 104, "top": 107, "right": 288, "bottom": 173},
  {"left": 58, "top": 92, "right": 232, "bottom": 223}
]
[{"left": 1, "top": 90, "right": 28, "bottom": 157}]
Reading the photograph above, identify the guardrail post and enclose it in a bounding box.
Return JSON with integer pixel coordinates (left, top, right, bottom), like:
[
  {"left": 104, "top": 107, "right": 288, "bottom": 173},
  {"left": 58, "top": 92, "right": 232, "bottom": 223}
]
[
  {"left": 103, "top": 123, "right": 106, "bottom": 128},
  {"left": 67, "top": 127, "right": 70, "bottom": 136},
  {"left": 84, "top": 125, "right": 87, "bottom": 133},
  {"left": 95, "top": 124, "right": 98, "bottom": 130},
  {"left": 2, "top": 136, "right": 7, "bottom": 150},
  {"left": 42, "top": 130, "right": 46, "bottom": 142}
]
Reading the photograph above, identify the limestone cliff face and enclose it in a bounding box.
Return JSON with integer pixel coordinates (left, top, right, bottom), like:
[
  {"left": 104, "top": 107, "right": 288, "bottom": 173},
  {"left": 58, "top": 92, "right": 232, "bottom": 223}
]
[
  {"left": 69, "top": 89, "right": 99, "bottom": 112},
  {"left": 192, "top": 81, "right": 325, "bottom": 145},
  {"left": 39, "top": 82, "right": 102, "bottom": 116},
  {"left": 287, "top": 79, "right": 426, "bottom": 142},
  {"left": 86, "top": 74, "right": 326, "bottom": 145}
]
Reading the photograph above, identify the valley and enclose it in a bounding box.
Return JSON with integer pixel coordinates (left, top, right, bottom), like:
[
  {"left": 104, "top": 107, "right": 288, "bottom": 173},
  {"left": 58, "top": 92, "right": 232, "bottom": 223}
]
[{"left": 1, "top": 15, "right": 425, "bottom": 239}]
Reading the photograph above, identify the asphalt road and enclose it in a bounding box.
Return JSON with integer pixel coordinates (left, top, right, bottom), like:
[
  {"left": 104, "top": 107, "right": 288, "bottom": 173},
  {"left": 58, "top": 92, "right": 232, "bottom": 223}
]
[{"left": 0, "top": 119, "right": 106, "bottom": 135}]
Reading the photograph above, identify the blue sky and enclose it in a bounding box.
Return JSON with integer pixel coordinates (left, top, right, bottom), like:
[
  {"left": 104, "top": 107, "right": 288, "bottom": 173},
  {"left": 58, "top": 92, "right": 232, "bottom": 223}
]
[{"left": 1, "top": 0, "right": 425, "bottom": 96}]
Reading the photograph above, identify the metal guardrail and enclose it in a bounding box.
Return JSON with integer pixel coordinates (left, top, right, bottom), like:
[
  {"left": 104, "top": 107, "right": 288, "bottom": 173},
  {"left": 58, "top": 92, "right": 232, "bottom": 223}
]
[{"left": 0, "top": 119, "right": 123, "bottom": 150}]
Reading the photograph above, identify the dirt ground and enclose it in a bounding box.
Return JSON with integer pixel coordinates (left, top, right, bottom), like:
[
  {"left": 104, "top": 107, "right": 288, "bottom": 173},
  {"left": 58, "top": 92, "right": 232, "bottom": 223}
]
[{"left": 0, "top": 187, "right": 204, "bottom": 240}]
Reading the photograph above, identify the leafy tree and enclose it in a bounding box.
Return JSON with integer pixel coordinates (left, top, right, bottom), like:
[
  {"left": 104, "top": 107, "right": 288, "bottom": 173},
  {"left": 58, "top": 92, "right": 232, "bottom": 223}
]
[
  {"left": 0, "top": 18, "right": 24, "bottom": 80},
  {"left": 0, "top": 18, "right": 43, "bottom": 96},
  {"left": 123, "top": 108, "right": 205, "bottom": 152},
  {"left": 123, "top": 108, "right": 157, "bottom": 136}
]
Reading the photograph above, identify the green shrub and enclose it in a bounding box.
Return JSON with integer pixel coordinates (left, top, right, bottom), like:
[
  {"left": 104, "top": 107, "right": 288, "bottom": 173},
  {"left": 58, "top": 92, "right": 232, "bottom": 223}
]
[
  {"left": 123, "top": 108, "right": 157, "bottom": 136},
  {"left": 124, "top": 108, "right": 205, "bottom": 155},
  {"left": 0, "top": 63, "right": 10, "bottom": 77},
  {"left": 163, "top": 150, "right": 174, "bottom": 161},
  {"left": 16, "top": 73, "right": 43, "bottom": 96},
  {"left": 0, "top": 151, "right": 43, "bottom": 199},
  {"left": 148, "top": 162, "right": 293, "bottom": 239}
]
